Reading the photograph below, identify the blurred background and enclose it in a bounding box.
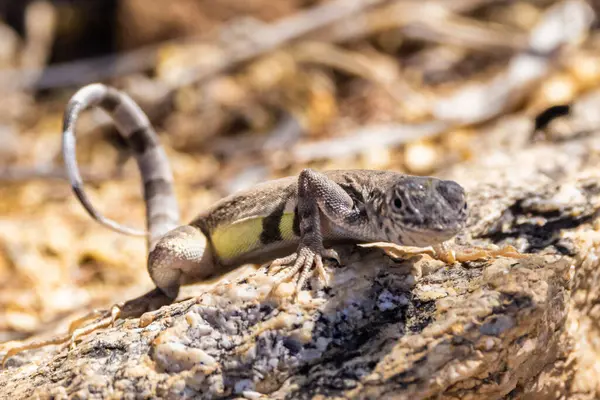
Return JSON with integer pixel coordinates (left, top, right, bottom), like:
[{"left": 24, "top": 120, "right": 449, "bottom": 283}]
[{"left": 0, "top": 0, "right": 599, "bottom": 344}]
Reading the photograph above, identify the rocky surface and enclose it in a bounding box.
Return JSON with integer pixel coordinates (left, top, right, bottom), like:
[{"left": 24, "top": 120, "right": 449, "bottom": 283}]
[{"left": 2, "top": 134, "right": 600, "bottom": 399}]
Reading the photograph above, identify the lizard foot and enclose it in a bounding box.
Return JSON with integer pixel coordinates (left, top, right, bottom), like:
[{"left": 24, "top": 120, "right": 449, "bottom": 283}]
[
  {"left": 1, "top": 306, "right": 119, "bottom": 367},
  {"left": 1, "top": 288, "right": 174, "bottom": 367},
  {"left": 360, "top": 242, "right": 526, "bottom": 265},
  {"left": 432, "top": 242, "right": 527, "bottom": 263},
  {"left": 63, "top": 288, "right": 172, "bottom": 349},
  {"left": 451, "top": 244, "right": 526, "bottom": 262},
  {"left": 0, "top": 310, "right": 110, "bottom": 367},
  {"left": 268, "top": 247, "right": 338, "bottom": 299},
  {"left": 1, "top": 332, "right": 71, "bottom": 368}
]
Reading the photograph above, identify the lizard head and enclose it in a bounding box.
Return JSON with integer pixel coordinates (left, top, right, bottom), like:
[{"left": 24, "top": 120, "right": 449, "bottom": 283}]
[{"left": 379, "top": 176, "right": 468, "bottom": 246}]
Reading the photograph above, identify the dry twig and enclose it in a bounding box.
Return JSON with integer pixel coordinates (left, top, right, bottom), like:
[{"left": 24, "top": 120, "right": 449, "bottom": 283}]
[{"left": 292, "top": 0, "right": 593, "bottom": 162}]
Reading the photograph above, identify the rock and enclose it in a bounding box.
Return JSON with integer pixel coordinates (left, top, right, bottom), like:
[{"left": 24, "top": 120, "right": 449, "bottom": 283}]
[{"left": 2, "top": 134, "right": 600, "bottom": 399}]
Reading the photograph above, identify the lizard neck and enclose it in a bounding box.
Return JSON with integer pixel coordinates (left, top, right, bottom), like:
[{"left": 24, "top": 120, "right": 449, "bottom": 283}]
[{"left": 362, "top": 187, "right": 396, "bottom": 243}]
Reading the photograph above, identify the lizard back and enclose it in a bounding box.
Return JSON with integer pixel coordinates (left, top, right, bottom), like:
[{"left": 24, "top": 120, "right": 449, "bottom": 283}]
[{"left": 191, "top": 170, "right": 396, "bottom": 265}]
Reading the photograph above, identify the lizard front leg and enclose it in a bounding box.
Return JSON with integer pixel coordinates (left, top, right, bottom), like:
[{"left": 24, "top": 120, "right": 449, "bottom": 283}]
[{"left": 270, "top": 169, "right": 358, "bottom": 297}]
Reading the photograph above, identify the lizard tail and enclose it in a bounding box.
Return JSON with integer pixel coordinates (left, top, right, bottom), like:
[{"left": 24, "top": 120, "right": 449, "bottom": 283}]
[{"left": 62, "top": 83, "right": 180, "bottom": 251}]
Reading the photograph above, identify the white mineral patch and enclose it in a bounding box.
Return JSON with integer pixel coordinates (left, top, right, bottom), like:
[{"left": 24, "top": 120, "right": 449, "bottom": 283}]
[
  {"left": 242, "top": 390, "right": 263, "bottom": 399},
  {"left": 234, "top": 379, "right": 254, "bottom": 394},
  {"left": 154, "top": 342, "right": 218, "bottom": 372}
]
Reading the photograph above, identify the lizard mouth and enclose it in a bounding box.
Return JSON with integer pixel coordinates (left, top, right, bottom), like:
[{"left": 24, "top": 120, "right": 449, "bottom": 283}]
[
  {"left": 400, "top": 205, "right": 467, "bottom": 236},
  {"left": 401, "top": 223, "right": 462, "bottom": 246},
  {"left": 404, "top": 220, "right": 464, "bottom": 234}
]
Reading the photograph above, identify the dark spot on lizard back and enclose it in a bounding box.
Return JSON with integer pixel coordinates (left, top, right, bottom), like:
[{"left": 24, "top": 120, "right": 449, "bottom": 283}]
[
  {"left": 292, "top": 206, "right": 300, "bottom": 236},
  {"left": 260, "top": 202, "right": 285, "bottom": 244}
]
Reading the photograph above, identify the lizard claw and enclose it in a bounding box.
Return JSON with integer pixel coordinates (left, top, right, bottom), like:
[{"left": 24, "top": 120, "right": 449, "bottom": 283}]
[
  {"left": 321, "top": 248, "right": 340, "bottom": 264},
  {"left": 68, "top": 309, "right": 111, "bottom": 333},
  {"left": 432, "top": 243, "right": 456, "bottom": 264},
  {"left": 0, "top": 288, "right": 173, "bottom": 366}
]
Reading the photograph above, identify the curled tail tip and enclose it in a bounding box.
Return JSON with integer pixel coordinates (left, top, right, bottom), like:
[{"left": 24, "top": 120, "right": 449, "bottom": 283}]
[
  {"left": 66, "top": 83, "right": 111, "bottom": 111},
  {"left": 61, "top": 83, "right": 179, "bottom": 246},
  {"left": 62, "top": 84, "right": 105, "bottom": 131},
  {"left": 61, "top": 83, "right": 149, "bottom": 239}
]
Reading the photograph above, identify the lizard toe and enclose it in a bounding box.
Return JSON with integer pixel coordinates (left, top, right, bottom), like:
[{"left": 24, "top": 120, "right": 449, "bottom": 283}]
[
  {"left": 67, "top": 308, "right": 111, "bottom": 334},
  {"left": 321, "top": 248, "right": 341, "bottom": 264},
  {"left": 69, "top": 315, "right": 114, "bottom": 350},
  {"left": 268, "top": 253, "right": 298, "bottom": 275},
  {"left": 314, "top": 255, "right": 329, "bottom": 286},
  {"left": 268, "top": 246, "right": 335, "bottom": 299}
]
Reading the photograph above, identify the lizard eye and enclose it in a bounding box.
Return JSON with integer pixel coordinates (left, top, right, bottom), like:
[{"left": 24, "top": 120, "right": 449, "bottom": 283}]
[{"left": 393, "top": 197, "right": 403, "bottom": 210}]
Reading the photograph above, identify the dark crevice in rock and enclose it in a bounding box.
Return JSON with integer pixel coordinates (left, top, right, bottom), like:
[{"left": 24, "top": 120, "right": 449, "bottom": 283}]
[{"left": 405, "top": 299, "right": 435, "bottom": 333}]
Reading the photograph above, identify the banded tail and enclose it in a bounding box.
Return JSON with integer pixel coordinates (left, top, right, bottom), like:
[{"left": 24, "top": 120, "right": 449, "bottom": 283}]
[{"left": 62, "top": 83, "right": 180, "bottom": 251}]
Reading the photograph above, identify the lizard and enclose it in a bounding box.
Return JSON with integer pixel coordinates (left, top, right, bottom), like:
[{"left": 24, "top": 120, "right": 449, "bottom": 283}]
[
  {"left": 1, "top": 83, "right": 470, "bottom": 365},
  {"left": 62, "top": 83, "right": 469, "bottom": 312}
]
